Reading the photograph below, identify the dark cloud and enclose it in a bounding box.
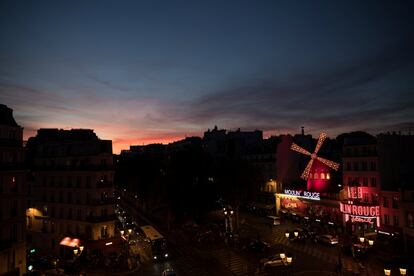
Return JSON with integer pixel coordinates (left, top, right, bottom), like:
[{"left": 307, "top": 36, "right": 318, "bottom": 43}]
[{"left": 181, "top": 38, "right": 414, "bottom": 134}]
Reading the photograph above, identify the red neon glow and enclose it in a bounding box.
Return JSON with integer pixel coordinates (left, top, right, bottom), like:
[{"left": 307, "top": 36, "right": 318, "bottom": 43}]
[
  {"left": 340, "top": 202, "right": 380, "bottom": 217},
  {"left": 351, "top": 216, "right": 374, "bottom": 225},
  {"left": 306, "top": 160, "right": 330, "bottom": 191},
  {"left": 290, "top": 132, "right": 339, "bottom": 180}
]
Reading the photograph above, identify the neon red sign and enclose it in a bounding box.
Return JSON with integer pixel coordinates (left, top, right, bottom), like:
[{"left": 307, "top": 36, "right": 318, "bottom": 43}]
[
  {"left": 340, "top": 203, "right": 379, "bottom": 217},
  {"left": 350, "top": 216, "right": 374, "bottom": 225}
]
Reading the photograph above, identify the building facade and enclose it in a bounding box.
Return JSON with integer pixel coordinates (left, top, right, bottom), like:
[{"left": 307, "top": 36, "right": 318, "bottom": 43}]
[
  {"left": 26, "top": 129, "right": 116, "bottom": 258},
  {"left": 0, "top": 104, "right": 26, "bottom": 275},
  {"left": 341, "top": 137, "right": 381, "bottom": 235}
]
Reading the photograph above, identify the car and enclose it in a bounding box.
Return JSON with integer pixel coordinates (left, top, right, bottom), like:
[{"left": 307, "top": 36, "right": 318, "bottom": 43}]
[
  {"left": 315, "top": 234, "right": 339, "bottom": 245},
  {"left": 288, "top": 228, "right": 306, "bottom": 242},
  {"left": 267, "top": 216, "right": 281, "bottom": 226},
  {"left": 260, "top": 254, "right": 287, "bottom": 268},
  {"left": 247, "top": 240, "right": 270, "bottom": 253},
  {"left": 161, "top": 268, "right": 176, "bottom": 276}
]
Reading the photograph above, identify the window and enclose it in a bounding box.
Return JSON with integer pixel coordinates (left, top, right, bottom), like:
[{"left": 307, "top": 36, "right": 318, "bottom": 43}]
[
  {"left": 326, "top": 173, "right": 330, "bottom": 180},
  {"left": 12, "top": 224, "right": 18, "bottom": 241},
  {"left": 10, "top": 176, "right": 17, "bottom": 192},
  {"left": 354, "top": 177, "right": 360, "bottom": 186},
  {"left": 101, "top": 225, "right": 108, "bottom": 238},
  {"left": 383, "top": 197, "right": 389, "bottom": 208},
  {"left": 348, "top": 177, "right": 353, "bottom": 185},
  {"left": 86, "top": 176, "right": 91, "bottom": 188},
  {"left": 67, "top": 192, "right": 72, "bottom": 204},
  {"left": 384, "top": 214, "right": 390, "bottom": 225},
  {"left": 11, "top": 200, "right": 17, "bottom": 216},
  {"left": 77, "top": 209, "right": 82, "bottom": 220},
  {"left": 363, "top": 193, "right": 369, "bottom": 202},
  {"left": 370, "top": 161, "right": 376, "bottom": 171},
  {"left": 346, "top": 162, "right": 351, "bottom": 171},
  {"left": 353, "top": 148, "right": 359, "bottom": 156},
  {"left": 373, "top": 194, "right": 379, "bottom": 204},
  {"left": 362, "top": 177, "right": 368, "bottom": 186},
  {"left": 353, "top": 162, "right": 359, "bottom": 171},
  {"left": 76, "top": 176, "right": 82, "bottom": 188},
  {"left": 321, "top": 173, "right": 325, "bottom": 179},
  {"left": 361, "top": 161, "right": 367, "bottom": 171},
  {"left": 392, "top": 197, "right": 399, "bottom": 209},
  {"left": 371, "top": 177, "right": 377, "bottom": 187},
  {"left": 314, "top": 173, "right": 319, "bottom": 179},
  {"left": 393, "top": 216, "right": 399, "bottom": 227}
]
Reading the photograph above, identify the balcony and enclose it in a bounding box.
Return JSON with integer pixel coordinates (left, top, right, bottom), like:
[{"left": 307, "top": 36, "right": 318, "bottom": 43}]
[{"left": 85, "top": 214, "right": 116, "bottom": 223}]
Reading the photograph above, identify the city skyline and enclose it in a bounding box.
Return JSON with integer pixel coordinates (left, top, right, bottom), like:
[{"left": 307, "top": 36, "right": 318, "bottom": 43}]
[{"left": 1, "top": 0, "right": 413, "bottom": 153}]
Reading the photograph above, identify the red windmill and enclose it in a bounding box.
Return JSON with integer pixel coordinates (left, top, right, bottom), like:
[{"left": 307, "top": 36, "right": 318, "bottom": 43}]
[{"left": 290, "top": 132, "right": 340, "bottom": 180}]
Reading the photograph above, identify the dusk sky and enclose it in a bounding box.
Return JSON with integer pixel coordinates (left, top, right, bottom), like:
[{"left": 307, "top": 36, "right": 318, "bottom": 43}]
[{"left": 1, "top": 0, "right": 413, "bottom": 153}]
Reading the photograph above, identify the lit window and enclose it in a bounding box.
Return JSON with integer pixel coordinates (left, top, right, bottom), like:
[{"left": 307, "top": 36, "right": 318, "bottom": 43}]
[
  {"left": 326, "top": 173, "right": 330, "bottom": 180},
  {"left": 321, "top": 173, "right": 325, "bottom": 179},
  {"left": 314, "top": 173, "right": 319, "bottom": 179}
]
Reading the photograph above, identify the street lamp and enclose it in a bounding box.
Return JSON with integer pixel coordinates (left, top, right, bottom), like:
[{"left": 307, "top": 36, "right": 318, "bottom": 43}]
[
  {"left": 294, "top": 231, "right": 299, "bottom": 237},
  {"left": 285, "top": 232, "right": 290, "bottom": 238},
  {"left": 73, "top": 248, "right": 78, "bottom": 255},
  {"left": 368, "top": 239, "right": 374, "bottom": 246},
  {"left": 359, "top": 237, "right": 365, "bottom": 243},
  {"left": 399, "top": 268, "right": 407, "bottom": 276},
  {"left": 286, "top": 256, "right": 293, "bottom": 265},
  {"left": 280, "top": 253, "right": 286, "bottom": 259},
  {"left": 128, "top": 228, "right": 133, "bottom": 234},
  {"left": 120, "top": 230, "right": 125, "bottom": 236},
  {"left": 384, "top": 268, "right": 391, "bottom": 276}
]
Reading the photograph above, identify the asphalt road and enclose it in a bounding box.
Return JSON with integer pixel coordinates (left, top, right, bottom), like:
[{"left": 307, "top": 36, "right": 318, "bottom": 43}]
[{"left": 118, "top": 199, "right": 384, "bottom": 276}]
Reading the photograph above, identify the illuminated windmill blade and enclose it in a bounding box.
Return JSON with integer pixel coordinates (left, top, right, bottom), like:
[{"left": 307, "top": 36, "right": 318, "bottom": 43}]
[
  {"left": 313, "top": 132, "right": 327, "bottom": 154},
  {"left": 301, "top": 159, "right": 314, "bottom": 180},
  {"left": 290, "top": 143, "right": 311, "bottom": 156},
  {"left": 316, "top": 156, "right": 340, "bottom": 171}
]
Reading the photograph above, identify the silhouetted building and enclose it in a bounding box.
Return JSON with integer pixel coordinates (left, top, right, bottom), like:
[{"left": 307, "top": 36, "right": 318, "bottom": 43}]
[
  {"left": 0, "top": 104, "right": 26, "bottom": 275},
  {"left": 26, "top": 129, "right": 116, "bottom": 258}
]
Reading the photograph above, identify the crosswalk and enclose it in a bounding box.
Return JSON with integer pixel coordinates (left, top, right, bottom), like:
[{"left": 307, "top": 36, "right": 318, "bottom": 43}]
[
  {"left": 211, "top": 248, "right": 252, "bottom": 276},
  {"left": 264, "top": 226, "right": 358, "bottom": 274},
  {"left": 164, "top": 245, "right": 211, "bottom": 276}
]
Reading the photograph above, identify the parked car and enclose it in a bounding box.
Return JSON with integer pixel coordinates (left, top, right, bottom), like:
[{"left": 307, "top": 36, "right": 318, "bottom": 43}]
[
  {"left": 161, "top": 268, "right": 176, "bottom": 276},
  {"left": 315, "top": 234, "right": 339, "bottom": 245},
  {"left": 260, "top": 254, "right": 287, "bottom": 268},
  {"left": 247, "top": 240, "right": 270, "bottom": 253},
  {"left": 288, "top": 228, "right": 306, "bottom": 242}
]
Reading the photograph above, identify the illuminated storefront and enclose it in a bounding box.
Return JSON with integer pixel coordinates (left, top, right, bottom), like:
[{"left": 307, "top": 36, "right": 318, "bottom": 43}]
[
  {"left": 340, "top": 202, "right": 380, "bottom": 233},
  {"left": 275, "top": 189, "right": 342, "bottom": 225}
]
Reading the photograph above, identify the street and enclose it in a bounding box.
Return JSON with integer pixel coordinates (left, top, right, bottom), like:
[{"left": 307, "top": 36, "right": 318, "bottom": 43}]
[{"left": 116, "top": 198, "right": 385, "bottom": 276}]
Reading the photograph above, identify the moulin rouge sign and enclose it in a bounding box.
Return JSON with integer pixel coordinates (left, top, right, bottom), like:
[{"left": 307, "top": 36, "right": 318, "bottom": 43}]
[
  {"left": 340, "top": 202, "right": 380, "bottom": 217},
  {"left": 284, "top": 189, "right": 320, "bottom": 201}
]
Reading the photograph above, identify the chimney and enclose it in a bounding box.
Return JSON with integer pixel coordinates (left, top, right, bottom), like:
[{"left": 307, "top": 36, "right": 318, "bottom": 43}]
[{"left": 301, "top": 126, "right": 305, "bottom": 136}]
